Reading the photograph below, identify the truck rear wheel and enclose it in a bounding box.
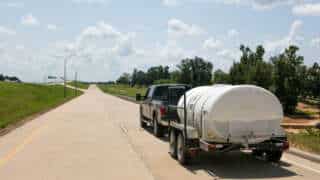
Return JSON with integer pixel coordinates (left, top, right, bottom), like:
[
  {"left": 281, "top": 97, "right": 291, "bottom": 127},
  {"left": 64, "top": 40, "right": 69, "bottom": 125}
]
[
  {"left": 266, "top": 150, "right": 283, "bottom": 162},
  {"left": 140, "top": 109, "right": 147, "bottom": 128},
  {"left": 153, "top": 116, "right": 164, "bottom": 137},
  {"left": 169, "top": 129, "right": 177, "bottom": 158},
  {"left": 177, "top": 133, "right": 189, "bottom": 165}
]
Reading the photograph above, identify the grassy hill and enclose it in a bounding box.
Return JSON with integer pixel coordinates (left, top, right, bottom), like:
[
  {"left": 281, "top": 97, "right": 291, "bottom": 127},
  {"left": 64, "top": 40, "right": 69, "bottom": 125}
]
[
  {"left": 67, "top": 81, "right": 90, "bottom": 89},
  {"left": 0, "top": 82, "right": 82, "bottom": 129}
]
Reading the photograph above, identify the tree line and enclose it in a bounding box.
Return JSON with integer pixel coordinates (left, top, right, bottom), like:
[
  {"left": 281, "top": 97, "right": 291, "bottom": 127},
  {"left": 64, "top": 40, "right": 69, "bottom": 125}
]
[
  {"left": 0, "top": 74, "right": 21, "bottom": 82},
  {"left": 115, "top": 44, "right": 319, "bottom": 114},
  {"left": 117, "top": 56, "right": 213, "bottom": 87}
]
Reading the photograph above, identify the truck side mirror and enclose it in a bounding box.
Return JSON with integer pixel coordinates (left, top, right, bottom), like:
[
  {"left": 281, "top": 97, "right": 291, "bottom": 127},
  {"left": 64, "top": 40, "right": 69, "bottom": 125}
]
[{"left": 136, "top": 93, "right": 141, "bottom": 101}]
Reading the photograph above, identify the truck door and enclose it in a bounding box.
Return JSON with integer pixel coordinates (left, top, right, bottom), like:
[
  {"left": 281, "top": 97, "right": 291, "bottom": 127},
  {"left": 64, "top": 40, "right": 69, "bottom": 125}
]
[{"left": 143, "top": 87, "right": 153, "bottom": 119}]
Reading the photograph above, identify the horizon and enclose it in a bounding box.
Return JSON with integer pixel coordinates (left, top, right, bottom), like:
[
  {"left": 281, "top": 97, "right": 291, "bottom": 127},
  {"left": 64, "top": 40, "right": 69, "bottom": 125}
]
[{"left": 0, "top": 0, "right": 319, "bottom": 82}]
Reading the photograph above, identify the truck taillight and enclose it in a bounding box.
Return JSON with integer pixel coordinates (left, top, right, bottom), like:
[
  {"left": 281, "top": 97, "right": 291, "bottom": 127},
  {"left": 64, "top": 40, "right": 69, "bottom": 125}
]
[
  {"left": 160, "top": 106, "right": 166, "bottom": 116},
  {"left": 283, "top": 141, "right": 289, "bottom": 151}
]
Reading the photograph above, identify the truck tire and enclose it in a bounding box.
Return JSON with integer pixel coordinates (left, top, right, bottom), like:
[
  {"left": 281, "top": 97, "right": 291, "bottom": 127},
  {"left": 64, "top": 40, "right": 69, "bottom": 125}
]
[
  {"left": 177, "top": 133, "right": 189, "bottom": 165},
  {"left": 169, "top": 129, "right": 177, "bottom": 158},
  {"left": 252, "top": 150, "right": 263, "bottom": 157},
  {"left": 153, "top": 115, "right": 164, "bottom": 137},
  {"left": 140, "top": 108, "right": 147, "bottom": 128},
  {"left": 266, "top": 150, "right": 283, "bottom": 163}
]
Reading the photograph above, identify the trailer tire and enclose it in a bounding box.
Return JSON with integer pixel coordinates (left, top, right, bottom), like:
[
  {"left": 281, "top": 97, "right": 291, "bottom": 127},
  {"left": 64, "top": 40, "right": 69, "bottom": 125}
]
[
  {"left": 169, "top": 129, "right": 177, "bottom": 158},
  {"left": 252, "top": 150, "right": 263, "bottom": 157},
  {"left": 177, "top": 133, "right": 189, "bottom": 165},
  {"left": 153, "top": 115, "right": 164, "bottom": 137},
  {"left": 266, "top": 150, "right": 283, "bottom": 163}
]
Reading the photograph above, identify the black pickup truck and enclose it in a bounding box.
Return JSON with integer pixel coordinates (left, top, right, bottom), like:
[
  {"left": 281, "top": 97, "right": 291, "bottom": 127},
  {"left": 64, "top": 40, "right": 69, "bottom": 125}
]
[{"left": 136, "top": 84, "right": 191, "bottom": 137}]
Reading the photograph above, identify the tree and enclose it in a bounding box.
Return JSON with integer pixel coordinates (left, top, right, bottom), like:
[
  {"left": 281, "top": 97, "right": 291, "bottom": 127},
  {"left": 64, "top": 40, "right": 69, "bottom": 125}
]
[
  {"left": 0, "top": 74, "right": 4, "bottom": 81},
  {"left": 213, "top": 69, "right": 229, "bottom": 84},
  {"left": 306, "top": 62, "right": 320, "bottom": 98},
  {"left": 271, "top": 46, "right": 304, "bottom": 114},
  {"left": 131, "top": 69, "right": 138, "bottom": 86},
  {"left": 135, "top": 70, "right": 147, "bottom": 86},
  {"left": 229, "top": 45, "right": 273, "bottom": 89},
  {"left": 116, "top": 73, "right": 131, "bottom": 84},
  {"left": 177, "top": 57, "right": 213, "bottom": 87}
]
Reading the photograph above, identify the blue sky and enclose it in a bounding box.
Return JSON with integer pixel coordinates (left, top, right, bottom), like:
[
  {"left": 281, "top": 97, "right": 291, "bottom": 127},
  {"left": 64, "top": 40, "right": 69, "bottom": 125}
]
[{"left": 0, "top": 0, "right": 319, "bottom": 82}]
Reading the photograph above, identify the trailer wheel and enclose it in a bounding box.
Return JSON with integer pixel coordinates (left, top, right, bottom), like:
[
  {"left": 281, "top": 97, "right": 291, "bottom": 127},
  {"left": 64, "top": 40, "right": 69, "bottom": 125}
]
[
  {"left": 153, "top": 116, "right": 164, "bottom": 137},
  {"left": 252, "top": 150, "right": 263, "bottom": 157},
  {"left": 169, "top": 129, "right": 177, "bottom": 158},
  {"left": 177, "top": 133, "right": 189, "bottom": 165},
  {"left": 266, "top": 150, "right": 283, "bottom": 163}
]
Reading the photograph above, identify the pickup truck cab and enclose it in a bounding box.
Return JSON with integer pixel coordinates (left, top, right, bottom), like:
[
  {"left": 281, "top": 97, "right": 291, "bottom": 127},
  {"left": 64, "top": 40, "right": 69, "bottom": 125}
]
[{"left": 136, "top": 84, "right": 191, "bottom": 137}]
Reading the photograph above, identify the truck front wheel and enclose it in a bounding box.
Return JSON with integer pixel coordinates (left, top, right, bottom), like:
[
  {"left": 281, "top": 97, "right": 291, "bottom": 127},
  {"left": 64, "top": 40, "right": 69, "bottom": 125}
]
[
  {"left": 266, "top": 150, "right": 283, "bottom": 163},
  {"left": 169, "top": 129, "right": 177, "bottom": 158},
  {"left": 177, "top": 133, "right": 189, "bottom": 165}
]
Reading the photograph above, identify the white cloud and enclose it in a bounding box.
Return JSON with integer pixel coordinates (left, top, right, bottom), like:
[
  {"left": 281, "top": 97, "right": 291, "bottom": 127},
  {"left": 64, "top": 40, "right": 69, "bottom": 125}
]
[
  {"left": 217, "top": 49, "right": 241, "bottom": 60},
  {"left": 111, "top": 33, "right": 136, "bottom": 57},
  {"left": 168, "top": 18, "right": 205, "bottom": 38},
  {"left": 72, "top": 0, "right": 108, "bottom": 4},
  {"left": 80, "top": 21, "right": 121, "bottom": 39},
  {"left": 203, "top": 37, "right": 222, "bottom": 50},
  {"left": 0, "top": 26, "right": 16, "bottom": 35},
  {"left": 311, "top": 37, "right": 320, "bottom": 47},
  {"left": 7, "top": 2, "right": 24, "bottom": 8},
  {"left": 252, "top": 0, "right": 303, "bottom": 10},
  {"left": 16, "top": 45, "right": 25, "bottom": 50},
  {"left": 265, "top": 20, "right": 303, "bottom": 53},
  {"left": 21, "top": 14, "right": 39, "bottom": 26},
  {"left": 162, "top": 0, "right": 179, "bottom": 7},
  {"left": 228, "top": 29, "right": 239, "bottom": 37},
  {"left": 58, "top": 21, "right": 138, "bottom": 65},
  {"left": 47, "top": 24, "right": 58, "bottom": 31},
  {"left": 209, "top": 0, "right": 305, "bottom": 10},
  {"left": 293, "top": 3, "right": 320, "bottom": 16}
]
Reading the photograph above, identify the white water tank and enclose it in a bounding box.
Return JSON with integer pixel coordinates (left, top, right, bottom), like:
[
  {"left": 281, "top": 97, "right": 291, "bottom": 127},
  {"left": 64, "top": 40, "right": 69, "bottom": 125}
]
[{"left": 177, "top": 85, "right": 285, "bottom": 144}]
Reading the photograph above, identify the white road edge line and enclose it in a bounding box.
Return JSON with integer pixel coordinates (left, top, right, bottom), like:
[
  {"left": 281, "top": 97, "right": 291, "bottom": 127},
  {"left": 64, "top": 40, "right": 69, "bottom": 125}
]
[{"left": 284, "top": 158, "right": 320, "bottom": 175}]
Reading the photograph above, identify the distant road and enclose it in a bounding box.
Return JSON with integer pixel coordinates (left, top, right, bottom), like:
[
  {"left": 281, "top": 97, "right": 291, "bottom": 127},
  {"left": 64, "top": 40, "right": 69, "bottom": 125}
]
[{"left": 0, "top": 85, "right": 319, "bottom": 180}]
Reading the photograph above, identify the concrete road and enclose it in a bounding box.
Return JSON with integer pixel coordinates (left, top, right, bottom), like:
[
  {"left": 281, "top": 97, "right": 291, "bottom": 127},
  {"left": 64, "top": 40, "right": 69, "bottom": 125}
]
[{"left": 0, "top": 85, "right": 319, "bottom": 180}]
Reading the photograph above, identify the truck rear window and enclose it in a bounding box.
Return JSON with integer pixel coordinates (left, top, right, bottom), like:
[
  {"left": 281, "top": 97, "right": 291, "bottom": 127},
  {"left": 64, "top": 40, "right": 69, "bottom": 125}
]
[
  {"left": 153, "top": 87, "right": 168, "bottom": 101},
  {"left": 168, "top": 88, "right": 187, "bottom": 105},
  {"left": 153, "top": 85, "right": 191, "bottom": 104}
]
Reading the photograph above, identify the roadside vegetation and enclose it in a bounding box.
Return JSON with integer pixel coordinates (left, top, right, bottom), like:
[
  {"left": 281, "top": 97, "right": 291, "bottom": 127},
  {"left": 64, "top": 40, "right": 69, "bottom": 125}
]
[
  {"left": 115, "top": 45, "right": 320, "bottom": 116},
  {"left": 288, "top": 128, "right": 320, "bottom": 154},
  {"left": 67, "top": 81, "right": 90, "bottom": 89},
  {"left": 98, "top": 84, "right": 146, "bottom": 99},
  {"left": 0, "top": 82, "right": 82, "bottom": 129},
  {"left": 102, "top": 44, "right": 320, "bottom": 154}
]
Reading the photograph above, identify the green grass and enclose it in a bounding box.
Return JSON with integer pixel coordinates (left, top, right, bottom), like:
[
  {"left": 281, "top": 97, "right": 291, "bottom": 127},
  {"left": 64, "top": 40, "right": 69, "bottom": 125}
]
[
  {"left": 0, "top": 82, "right": 82, "bottom": 129},
  {"left": 301, "top": 98, "right": 320, "bottom": 106},
  {"left": 98, "top": 84, "right": 147, "bottom": 99},
  {"left": 291, "top": 109, "right": 317, "bottom": 119},
  {"left": 288, "top": 128, "right": 320, "bottom": 154},
  {"left": 67, "top": 81, "right": 90, "bottom": 89}
]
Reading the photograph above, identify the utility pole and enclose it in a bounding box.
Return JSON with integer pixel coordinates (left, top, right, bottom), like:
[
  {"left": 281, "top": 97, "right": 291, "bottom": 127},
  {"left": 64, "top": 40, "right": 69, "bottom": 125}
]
[
  {"left": 64, "top": 58, "right": 67, "bottom": 98},
  {"left": 74, "top": 71, "right": 78, "bottom": 96}
]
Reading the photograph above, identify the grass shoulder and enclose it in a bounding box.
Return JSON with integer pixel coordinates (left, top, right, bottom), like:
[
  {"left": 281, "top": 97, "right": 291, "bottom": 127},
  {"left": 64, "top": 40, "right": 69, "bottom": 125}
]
[
  {"left": 98, "top": 84, "right": 147, "bottom": 99},
  {"left": 67, "top": 81, "right": 90, "bottom": 89},
  {"left": 0, "top": 82, "right": 82, "bottom": 129},
  {"left": 288, "top": 128, "right": 320, "bottom": 155}
]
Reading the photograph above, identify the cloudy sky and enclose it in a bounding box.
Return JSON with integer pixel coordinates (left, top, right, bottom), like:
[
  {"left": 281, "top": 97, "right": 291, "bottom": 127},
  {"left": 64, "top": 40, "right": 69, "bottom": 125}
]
[{"left": 0, "top": 0, "right": 319, "bottom": 82}]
